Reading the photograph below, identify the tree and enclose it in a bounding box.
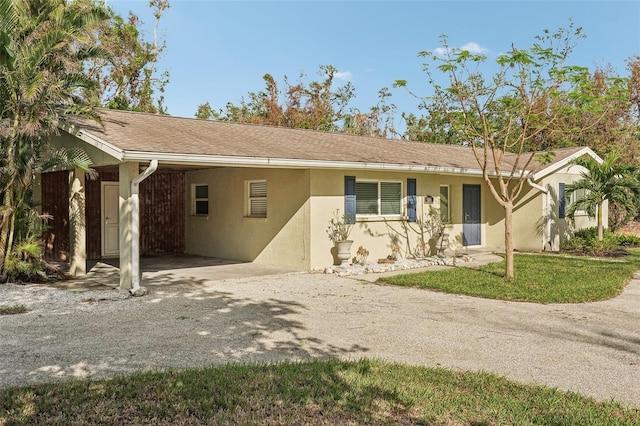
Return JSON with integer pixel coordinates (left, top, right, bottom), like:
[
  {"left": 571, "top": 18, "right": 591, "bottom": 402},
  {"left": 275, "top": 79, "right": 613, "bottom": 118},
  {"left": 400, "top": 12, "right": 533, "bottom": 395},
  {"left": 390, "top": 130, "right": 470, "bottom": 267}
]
[
  {"left": 196, "top": 65, "right": 358, "bottom": 132},
  {"left": 534, "top": 64, "right": 636, "bottom": 160},
  {"left": 396, "top": 23, "right": 614, "bottom": 280},
  {"left": 88, "top": 0, "right": 170, "bottom": 113},
  {"left": 342, "top": 87, "right": 399, "bottom": 138},
  {"left": 401, "top": 103, "right": 461, "bottom": 144},
  {"left": 0, "top": 0, "right": 108, "bottom": 280},
  {"left": 566, "top": 152, "right": 640, "bottom": 241},
  {"left": 198, "top": 66, "right": 401, "bottom": 137}
]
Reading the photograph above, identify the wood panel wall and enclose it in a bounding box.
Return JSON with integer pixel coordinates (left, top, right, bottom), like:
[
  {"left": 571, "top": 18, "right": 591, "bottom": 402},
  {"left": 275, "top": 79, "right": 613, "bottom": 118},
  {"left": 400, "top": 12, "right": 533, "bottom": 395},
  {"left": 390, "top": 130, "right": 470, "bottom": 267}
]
[
  {"left": 41, "top": 170, "right": 70, "bottom": 260},
  {"left": 42, "top": 166, "right": 186, "bottom": 260},
  {"left": 140, "top": 170, "right": 186, "bottom": 256}
]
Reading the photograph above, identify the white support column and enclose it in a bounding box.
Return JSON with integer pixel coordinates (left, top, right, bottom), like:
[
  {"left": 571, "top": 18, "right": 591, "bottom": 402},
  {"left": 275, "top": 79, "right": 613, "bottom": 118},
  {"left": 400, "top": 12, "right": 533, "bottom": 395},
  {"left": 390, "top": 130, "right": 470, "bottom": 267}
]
[
  {"left": 130, "top": 160, "right": 157, "bottom": 296},
  {"left": 119, "top": 162, "right": 138, "bottom": 290},
  {"left": 69, "top": 169, "right": 86, "bottom": 276}
]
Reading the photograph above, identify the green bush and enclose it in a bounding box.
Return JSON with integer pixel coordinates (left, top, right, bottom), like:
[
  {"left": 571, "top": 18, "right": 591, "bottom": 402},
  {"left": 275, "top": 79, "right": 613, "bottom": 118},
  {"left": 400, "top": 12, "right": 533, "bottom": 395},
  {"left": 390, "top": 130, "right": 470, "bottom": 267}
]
[
  {"left": 613, "top": 233, "right": 640, "bottom": 246},
  {"left": 4, "top": 238, "right": 47, "bottom": 282},
  {"left": 562, "top": 227, "right": 640, "bottom": 254}
]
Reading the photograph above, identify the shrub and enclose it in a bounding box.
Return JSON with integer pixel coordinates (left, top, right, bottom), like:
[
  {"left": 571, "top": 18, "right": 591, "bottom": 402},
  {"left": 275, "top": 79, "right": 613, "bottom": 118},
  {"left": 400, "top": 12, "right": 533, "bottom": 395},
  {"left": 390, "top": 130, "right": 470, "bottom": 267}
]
[
  {"left": 4, "top": 238, "right": 47, "bottom": 282},
  {"left": 561, "top": 227, "right": 640, "bottom": 254},
  {"left": 613, "top": 233, "right": 640, "bottom": 246}
]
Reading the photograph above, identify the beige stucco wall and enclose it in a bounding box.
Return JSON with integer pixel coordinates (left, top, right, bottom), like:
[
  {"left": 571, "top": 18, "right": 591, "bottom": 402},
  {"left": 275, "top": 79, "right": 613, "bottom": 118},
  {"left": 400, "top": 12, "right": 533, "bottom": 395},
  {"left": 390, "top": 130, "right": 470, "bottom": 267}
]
[
  {"left": 307, "top": 169, "right": 500, "bottom": 269},
  {"left": 482, "top": 180, "right": 546, "bottom": 252},
  {"left": 474, "top": 164, "right": 605, "bottom": 254},
  {"left": 185, "top": 167, "right": 311, "bottom": 270},
  {"left": 542, "top": 163, "right": 606, "bottom": 250}
]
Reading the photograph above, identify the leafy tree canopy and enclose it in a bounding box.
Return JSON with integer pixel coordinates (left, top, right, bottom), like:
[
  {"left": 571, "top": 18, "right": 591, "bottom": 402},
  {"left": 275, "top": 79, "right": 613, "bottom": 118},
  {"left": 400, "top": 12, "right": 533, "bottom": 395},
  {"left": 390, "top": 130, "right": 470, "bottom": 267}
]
[
  {"left": 88, "top": 0, "right": 170, "bottom": 114},
  {"left": 196, "top": 65, "right": 399, "bottom": 137}
]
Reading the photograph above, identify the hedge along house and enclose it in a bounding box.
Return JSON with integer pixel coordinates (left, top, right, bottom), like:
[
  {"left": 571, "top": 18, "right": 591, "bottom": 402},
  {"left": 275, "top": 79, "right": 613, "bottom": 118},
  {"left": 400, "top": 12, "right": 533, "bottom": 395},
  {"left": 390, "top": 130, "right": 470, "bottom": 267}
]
[{"left": 37, "top": 108, "right": 604, "bottom": 291}]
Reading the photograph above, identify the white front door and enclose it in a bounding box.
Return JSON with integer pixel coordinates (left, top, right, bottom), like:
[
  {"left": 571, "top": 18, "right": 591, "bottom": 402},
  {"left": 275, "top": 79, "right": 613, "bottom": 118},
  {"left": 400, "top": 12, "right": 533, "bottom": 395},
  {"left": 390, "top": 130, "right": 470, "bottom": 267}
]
[{"left": 101, "top": 182, "right": 119, "bottom": 257}]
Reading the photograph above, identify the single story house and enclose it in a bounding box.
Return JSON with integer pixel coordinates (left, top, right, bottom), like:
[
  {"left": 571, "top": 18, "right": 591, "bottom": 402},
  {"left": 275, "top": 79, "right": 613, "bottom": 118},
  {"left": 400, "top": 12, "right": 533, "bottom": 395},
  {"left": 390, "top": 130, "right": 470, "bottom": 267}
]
[{"left": 37, "top": 108, "right": 604, "bottom": 291}]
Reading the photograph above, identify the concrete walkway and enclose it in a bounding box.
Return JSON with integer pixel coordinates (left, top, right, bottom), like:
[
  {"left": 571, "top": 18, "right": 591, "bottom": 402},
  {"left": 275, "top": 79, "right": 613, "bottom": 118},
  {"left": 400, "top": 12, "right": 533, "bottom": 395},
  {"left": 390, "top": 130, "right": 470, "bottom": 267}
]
[{"left": 1, "top": 254, "right": 639, "bottom": 408}]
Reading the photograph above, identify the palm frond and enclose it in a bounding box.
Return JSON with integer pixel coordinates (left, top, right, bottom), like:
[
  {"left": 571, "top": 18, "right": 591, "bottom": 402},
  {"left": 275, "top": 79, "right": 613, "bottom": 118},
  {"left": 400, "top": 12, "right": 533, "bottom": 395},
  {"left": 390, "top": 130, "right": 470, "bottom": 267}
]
[{"left": 40, "top": 146, "right": 95, "bottom": 177}]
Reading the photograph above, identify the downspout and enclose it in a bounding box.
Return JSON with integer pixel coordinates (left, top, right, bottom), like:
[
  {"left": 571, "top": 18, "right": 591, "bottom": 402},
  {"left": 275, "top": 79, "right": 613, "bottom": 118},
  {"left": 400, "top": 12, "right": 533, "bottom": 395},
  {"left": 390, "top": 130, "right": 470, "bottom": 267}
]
[
  {"left": 130, "top": 160, "right": 158, "bottom": 296},
  {"left": 527, "top": 178, "right": 551, "bottom": 251}
]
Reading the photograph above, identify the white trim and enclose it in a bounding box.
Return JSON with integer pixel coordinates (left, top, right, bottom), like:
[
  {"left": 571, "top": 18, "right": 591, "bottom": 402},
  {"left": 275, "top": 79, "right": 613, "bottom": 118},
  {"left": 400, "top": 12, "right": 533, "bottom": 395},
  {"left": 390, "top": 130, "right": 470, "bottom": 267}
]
[
  {"left": 532, "top": 147, "right": 603, "bottom": 181},
  {"left": 59, "top": 121, "right": 124, "bottom": 160},
  {"left": 246, "top": 179, "right": 267, "bottom": 218},
  {"left": 355, "top": 179, "right": 403, "bottom": 218},
  {"left": 121, "top": 150, "right": 513, "bottom": 176},
  {"left": 191, "top": 183, "right": 209, "bottom": 216},
  {"left": 100, "top": 181, "right": 119, "bottom": 258}
]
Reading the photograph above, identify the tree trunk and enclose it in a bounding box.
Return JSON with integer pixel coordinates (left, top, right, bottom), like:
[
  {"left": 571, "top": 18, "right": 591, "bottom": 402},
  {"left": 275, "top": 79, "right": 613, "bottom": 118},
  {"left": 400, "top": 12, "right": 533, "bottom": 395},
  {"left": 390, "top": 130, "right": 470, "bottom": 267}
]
[
  {"left": 597, "top": 202, "right": 604, "bottom": 241},
  {"left": 504, "top": 201, "right": 515, "bottom": 280},
  {"left": 0, "top": 186, "right": 13, "bottom": 281}
]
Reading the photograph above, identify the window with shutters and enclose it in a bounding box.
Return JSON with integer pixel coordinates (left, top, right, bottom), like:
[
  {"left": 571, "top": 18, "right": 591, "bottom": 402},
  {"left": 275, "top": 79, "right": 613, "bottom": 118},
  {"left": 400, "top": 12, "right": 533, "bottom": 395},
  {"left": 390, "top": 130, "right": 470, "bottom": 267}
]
[
  {"left": 192, "top": 184, "right": 209, "bottom": 216},
  {"left": 355, "top": 180, "right": 402, "bottom": 217},
  {"left": 247, "top": 180, "right": 267, "bottom": 218}
]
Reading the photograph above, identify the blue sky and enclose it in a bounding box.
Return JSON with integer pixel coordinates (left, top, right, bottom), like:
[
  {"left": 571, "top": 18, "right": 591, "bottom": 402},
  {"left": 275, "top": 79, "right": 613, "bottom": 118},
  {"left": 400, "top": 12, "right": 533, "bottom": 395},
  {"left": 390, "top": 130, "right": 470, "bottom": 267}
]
[{"left": 107, "top": 1, "right": 640, "bottom": 124}]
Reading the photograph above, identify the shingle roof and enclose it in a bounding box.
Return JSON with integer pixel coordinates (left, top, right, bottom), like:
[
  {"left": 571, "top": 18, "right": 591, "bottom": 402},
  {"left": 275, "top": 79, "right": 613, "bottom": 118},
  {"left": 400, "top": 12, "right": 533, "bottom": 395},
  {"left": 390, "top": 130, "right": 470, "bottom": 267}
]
[{"left": 62, "top": 108, "right": 590, "bottom": 175}]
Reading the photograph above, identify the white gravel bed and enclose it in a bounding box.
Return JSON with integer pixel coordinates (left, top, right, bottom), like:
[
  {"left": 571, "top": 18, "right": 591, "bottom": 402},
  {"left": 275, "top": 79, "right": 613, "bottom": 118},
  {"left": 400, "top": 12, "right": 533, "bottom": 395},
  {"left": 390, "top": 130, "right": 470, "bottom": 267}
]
[
  {"left": 313, "top": 255, "right": 471, "bottom": 276},
  {"left": 1, "top": 283, "right": 131, "bottom": 315}
]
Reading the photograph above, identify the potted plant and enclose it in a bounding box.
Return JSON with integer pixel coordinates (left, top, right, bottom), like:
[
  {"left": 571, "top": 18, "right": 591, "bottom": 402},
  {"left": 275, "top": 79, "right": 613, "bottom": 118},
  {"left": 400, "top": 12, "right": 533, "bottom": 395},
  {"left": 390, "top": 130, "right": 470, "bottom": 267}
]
[{"left": 326, "top": 209, "right": 354, "bottom": 266}]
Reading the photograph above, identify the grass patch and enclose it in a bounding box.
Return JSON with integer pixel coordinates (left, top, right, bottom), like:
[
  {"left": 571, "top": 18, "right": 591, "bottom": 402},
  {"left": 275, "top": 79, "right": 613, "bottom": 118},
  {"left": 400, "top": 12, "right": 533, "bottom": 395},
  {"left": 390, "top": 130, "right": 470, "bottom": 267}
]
[
  {"left": 0, "top": 359, "right": 638, "bottom": 425},
  {"left": 379, "top": 250, "right": 640, "bottom": 303},
  {"left": 0, "top": 305, "right": 28, "bottom": 315}
]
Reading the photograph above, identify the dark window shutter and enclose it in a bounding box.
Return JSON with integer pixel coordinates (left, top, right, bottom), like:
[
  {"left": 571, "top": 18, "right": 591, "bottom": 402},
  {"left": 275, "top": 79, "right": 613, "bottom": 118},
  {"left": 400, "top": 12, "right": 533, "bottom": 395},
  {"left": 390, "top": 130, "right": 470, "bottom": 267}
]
[
  {"left": 344, "top": 176, "right": 356, "bottom": 224},
  {"left": 559, "top": 183, "right": 565, "bottom": 219},
  {"left": 407, "top": 178, "right": 417, "bottom": 222}
]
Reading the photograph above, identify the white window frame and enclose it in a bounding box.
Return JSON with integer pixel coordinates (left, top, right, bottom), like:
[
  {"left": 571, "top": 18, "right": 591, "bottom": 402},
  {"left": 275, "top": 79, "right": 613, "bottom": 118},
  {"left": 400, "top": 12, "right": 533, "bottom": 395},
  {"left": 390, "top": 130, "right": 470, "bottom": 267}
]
[
  {"left": 439, "top": 185, "right": 450, "bottom": 222},
  {"left": 192, "top": 183, "right": 209, "bottom": 216},
  {"left": 246, "top": 180, "right": 267, "bottom": 218},
  {"left": 355, "top": 179, "right": 403, "bottom": 218},
  {"left": 567, "top": 187, "right": 588, "bottom": 214}
]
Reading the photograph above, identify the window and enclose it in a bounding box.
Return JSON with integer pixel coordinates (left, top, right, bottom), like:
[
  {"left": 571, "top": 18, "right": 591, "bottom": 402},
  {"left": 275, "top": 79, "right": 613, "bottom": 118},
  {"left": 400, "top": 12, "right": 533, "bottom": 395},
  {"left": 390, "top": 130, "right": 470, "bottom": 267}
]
[
  {"left": 355, "top": 180, "right": 402, "bottom": 216},
  {"left": 439, "top": 185, "right": 450, "bottom": 222},
  {"left": 560, "top": 182, "right": 587, "bottom": 219},
  {"left": 247, "top": 180, "right": 267, "bottom": 218},
  {"left": 193, "top": 184, "right": 209, "bottom": 216},
  {"left": 567, "top": 187, "right": 587, "bottom": 213}
]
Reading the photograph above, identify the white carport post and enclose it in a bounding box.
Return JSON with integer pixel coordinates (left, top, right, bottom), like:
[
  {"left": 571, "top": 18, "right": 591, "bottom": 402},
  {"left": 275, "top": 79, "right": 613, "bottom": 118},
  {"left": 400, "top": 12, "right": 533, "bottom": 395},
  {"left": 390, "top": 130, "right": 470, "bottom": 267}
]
[
  {"left": 69, "top": 168, "right": 86, "bottom": 276},
  {"left": 119, "top": 162, "right": 138, "bottom": 291},
  {"left": 118, "top": 160, "right": 158, "bottom": 295},
  {"left": 130, "top": 160, "right": 158, "bottom": 295}
]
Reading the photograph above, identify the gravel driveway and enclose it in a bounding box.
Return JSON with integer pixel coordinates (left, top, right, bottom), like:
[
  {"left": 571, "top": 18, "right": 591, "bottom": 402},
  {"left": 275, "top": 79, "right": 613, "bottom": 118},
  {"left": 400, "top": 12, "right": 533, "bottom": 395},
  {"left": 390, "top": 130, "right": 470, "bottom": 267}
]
[{"left": 1, "top": 270, "right": 639, "bottom": 407}]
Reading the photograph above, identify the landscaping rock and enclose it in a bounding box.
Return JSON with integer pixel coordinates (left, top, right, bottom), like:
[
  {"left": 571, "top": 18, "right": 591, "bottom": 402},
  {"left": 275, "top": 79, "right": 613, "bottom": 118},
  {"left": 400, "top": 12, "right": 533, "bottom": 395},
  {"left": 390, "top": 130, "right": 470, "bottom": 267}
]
[{"left": 312, "top": 256, "right": 462, "bottom": 277}]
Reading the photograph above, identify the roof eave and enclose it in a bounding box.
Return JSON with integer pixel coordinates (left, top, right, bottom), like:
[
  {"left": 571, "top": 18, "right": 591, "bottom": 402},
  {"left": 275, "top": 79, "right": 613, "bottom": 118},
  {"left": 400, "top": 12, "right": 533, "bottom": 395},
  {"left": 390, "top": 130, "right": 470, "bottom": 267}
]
[
  {"left": 531, "top": 147, "right": 602, "bottom": 181},
  {"left": 59, "top": 121, "right": 124, "bottom": 161},
  {"left": 122, "top": 150, "right": 506, "bottom": 176}
]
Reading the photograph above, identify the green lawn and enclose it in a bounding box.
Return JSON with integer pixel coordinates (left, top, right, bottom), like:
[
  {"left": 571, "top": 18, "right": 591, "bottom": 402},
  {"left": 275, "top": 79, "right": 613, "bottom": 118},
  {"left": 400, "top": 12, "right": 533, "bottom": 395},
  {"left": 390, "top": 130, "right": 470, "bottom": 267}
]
[
  {"left": 378, "top": 251, "right": 640, "bottom": 303},
  {"left": 1, "top": 360, "right": 638, "bottom": 425},
  {"left": 0, "top": 304, "right": 27, "bottom": 315}
]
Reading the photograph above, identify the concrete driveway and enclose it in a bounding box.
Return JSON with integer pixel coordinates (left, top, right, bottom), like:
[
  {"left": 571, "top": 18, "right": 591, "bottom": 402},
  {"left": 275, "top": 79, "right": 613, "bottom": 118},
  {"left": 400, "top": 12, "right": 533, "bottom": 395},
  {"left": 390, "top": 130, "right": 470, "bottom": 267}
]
[
  {"left": 1, "top": 264, "right": 639, "bottom": 407},
  {"left": 54, "top": 255, "right": 300, "bottom": 290}
]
